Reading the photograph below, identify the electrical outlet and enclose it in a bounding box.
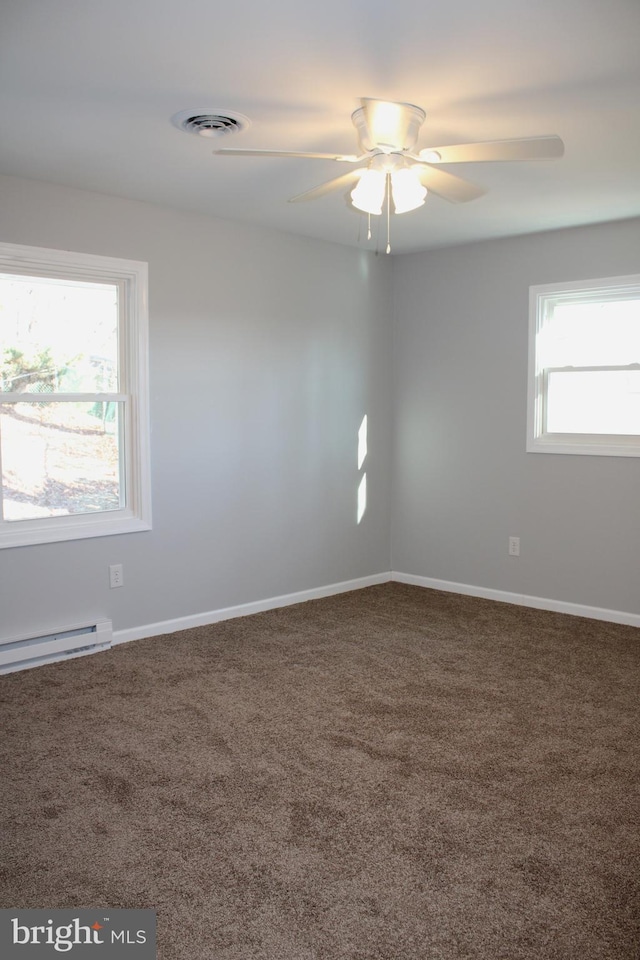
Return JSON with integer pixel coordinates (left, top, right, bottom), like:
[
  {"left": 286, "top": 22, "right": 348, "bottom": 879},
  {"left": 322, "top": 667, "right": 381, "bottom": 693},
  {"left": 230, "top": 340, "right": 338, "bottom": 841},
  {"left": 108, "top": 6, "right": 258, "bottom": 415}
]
[
  {"left": 508, "top": 536, "right": 520, "bottom": 557},
  {"left": 109, "top": 563, "right": 124, "bottom": 588}
]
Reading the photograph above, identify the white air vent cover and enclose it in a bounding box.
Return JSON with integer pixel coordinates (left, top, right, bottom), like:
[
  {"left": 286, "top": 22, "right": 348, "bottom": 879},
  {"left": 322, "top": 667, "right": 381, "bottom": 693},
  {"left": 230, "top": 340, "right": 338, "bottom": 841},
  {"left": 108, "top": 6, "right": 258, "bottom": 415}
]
[{"left": 172, "top": 109, "right": 250, "bottom": 138}]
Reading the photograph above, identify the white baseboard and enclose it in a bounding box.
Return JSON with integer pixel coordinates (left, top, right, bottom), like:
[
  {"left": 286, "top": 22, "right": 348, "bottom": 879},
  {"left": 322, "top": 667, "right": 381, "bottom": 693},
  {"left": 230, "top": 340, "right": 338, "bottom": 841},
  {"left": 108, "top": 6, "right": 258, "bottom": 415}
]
[
  {"left": 112, "top": 568, "right": 639, "bottom": 647},
  {"left": 112, "top": 572, "right": 391, "bottom": 646},
  {"left": 392, "top": 571, "right": 640, "bottom": 628}
]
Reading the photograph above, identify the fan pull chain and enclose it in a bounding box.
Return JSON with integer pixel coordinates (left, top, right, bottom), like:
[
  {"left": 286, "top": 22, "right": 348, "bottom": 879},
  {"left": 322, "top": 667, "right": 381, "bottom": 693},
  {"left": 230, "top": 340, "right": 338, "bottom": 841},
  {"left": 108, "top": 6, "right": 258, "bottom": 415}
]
[
  {"left": 386, "top": 173, "right": 391, "bottom": 254},
  {"left": 367, "top": 213, "right": 372, "bottom": 241}
]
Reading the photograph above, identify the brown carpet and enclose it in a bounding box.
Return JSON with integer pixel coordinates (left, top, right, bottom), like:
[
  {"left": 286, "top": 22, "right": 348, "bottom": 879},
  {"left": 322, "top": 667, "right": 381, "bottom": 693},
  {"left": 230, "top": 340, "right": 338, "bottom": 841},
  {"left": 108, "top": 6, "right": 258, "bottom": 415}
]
[{"left": 1, "top": 583, "right": 639, "bottom": 959}]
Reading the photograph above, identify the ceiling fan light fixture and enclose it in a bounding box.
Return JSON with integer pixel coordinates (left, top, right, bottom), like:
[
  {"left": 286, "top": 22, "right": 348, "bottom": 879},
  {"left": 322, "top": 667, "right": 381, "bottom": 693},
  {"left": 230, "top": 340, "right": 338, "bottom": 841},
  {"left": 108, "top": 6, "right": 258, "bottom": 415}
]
[
  {"left": 391, "top": 168, "right": 427, "bottom": 214},
  {"left": 351, "top": 169, "right": 386, "bottom": 215}
]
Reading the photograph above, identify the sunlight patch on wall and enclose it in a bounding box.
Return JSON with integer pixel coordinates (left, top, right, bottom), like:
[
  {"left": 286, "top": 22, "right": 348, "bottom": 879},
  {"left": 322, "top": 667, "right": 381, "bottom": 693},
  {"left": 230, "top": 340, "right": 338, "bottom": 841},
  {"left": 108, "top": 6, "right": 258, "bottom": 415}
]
[
  {"left": 357, "top": 414, "right": 367, "bottom": 524},
  {"left": 358, "top": 414, "right": 368, "bottom": 470},
  {"left": 357, "top": 473, "right": 367, "bottom": 525}
]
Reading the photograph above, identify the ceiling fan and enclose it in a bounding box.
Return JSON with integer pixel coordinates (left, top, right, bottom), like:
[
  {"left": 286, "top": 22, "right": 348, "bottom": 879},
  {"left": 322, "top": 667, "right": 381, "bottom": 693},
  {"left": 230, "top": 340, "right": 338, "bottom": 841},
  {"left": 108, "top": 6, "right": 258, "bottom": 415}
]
[{"left": 214, "top": 98, "right": 564, "bottom": 251}]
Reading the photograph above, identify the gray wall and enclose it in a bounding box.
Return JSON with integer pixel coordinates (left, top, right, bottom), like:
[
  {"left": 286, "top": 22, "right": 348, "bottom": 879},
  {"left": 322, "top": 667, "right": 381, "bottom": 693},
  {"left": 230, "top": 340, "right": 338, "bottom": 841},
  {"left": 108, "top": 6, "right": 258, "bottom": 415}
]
[
  {"left": 0, "top": 174, "right": 392, "bottom": 637},
  {"left": 391, "top": 217, "right": 640, "bottom": 616},
  {"left": 1, "top": 173, "right": 637, "bottom": 639}
]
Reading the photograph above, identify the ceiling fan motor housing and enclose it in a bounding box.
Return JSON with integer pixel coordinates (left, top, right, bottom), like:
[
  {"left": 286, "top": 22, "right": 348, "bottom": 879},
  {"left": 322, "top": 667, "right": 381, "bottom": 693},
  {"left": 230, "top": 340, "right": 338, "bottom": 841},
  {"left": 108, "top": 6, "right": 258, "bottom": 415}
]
[{"left": 352, "top": 99, "right": 426, "bottom": 153}]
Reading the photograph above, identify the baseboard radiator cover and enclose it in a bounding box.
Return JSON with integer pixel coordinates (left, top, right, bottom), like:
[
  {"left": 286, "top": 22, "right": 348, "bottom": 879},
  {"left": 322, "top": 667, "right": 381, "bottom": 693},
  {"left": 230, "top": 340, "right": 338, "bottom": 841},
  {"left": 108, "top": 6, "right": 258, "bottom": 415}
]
[{"left": 0, "top": 620, "right": 112, "bottom": 675}]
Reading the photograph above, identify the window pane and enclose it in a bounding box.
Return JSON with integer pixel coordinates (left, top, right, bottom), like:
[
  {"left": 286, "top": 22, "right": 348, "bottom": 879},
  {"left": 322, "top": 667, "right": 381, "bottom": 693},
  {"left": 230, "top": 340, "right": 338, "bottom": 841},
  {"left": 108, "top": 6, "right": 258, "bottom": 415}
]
[
  {"left": 0, "top": 273, "right": 118, "bottom": 393},
  {"left": 547, "top": 370, "right": 640, "bottom": 435},
  {"left": 540, "top": 298, "right": 640, "bottom": 369},
  {"left": 0, "top": 401, "right": 123, "bottom": 520}
]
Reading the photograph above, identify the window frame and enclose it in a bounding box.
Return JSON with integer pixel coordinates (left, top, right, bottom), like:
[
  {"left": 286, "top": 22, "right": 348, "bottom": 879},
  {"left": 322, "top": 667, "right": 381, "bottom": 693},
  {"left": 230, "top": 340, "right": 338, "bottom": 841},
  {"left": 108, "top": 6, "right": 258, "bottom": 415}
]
[
  {"left": 527, "top": 274, "right": 640, "bottom": 457},
  {"left": 0, "top": 242, "right": 151, "bottom": 548}
]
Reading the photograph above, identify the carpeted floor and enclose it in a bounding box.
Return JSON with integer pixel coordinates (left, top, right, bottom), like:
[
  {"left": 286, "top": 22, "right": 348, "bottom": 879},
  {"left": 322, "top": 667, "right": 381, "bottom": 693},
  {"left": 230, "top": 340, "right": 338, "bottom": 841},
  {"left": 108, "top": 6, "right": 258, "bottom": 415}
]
[{"left": 1, "top": 583, "right": 639, "bottom": 959}]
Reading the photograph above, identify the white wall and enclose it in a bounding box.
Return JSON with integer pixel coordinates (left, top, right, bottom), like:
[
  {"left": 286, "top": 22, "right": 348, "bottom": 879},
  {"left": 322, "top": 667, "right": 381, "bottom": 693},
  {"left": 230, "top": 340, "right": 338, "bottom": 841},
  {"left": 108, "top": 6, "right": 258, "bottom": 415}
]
[
  {"left": 0, "top": 174, "right": 392, "bottom": 638},
  {"left": 391, "top": 217, "right": 640, "bottom": 618}
]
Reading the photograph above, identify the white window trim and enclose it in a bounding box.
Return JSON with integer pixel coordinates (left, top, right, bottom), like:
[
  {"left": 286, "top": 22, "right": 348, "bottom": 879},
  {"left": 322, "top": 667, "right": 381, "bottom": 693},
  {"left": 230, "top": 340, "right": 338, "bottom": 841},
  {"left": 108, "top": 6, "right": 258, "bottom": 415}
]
[
  {"left": 527, "top": 274, "right": 640, "bottom": 457},
  {"left": 0, "top": 242, "right": 151, "bottom": 548}
]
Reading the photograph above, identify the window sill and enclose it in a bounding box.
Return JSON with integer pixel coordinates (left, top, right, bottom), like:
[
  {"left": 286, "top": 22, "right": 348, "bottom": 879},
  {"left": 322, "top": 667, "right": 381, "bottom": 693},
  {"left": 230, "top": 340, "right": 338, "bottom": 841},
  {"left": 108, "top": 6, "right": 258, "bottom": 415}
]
[
  {"left": 0, "top": 512, "right": 152, "bottom": 549},
  {"left": 527, "top": 433, "right": 640, "bottom": 457}
]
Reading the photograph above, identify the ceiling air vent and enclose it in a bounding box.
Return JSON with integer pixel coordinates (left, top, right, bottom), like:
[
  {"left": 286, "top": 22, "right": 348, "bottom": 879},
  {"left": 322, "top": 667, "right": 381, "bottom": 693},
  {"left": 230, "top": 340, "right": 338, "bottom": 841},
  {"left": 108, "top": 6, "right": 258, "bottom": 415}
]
[{"left": 172, "top": 109, "right": 250, "bottom": 139}]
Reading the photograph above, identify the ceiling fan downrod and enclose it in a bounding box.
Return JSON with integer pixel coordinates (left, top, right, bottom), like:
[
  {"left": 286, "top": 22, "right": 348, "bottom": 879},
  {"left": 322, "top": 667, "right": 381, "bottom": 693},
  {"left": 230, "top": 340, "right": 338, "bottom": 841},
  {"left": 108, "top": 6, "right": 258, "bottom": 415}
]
[{"left": 386, "top": 174, "right": 391, "bottom": 254}]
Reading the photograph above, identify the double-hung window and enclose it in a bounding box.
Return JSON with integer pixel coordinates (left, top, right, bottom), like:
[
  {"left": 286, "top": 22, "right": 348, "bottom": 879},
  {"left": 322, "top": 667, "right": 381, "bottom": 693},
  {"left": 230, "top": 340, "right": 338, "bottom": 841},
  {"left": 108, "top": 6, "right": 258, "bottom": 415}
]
[
  {"left": 527, "top": 274, "right": 640, "bottom": 456},
  {"left": 0, "top": 242, "right": 151, "bottom": 548}
]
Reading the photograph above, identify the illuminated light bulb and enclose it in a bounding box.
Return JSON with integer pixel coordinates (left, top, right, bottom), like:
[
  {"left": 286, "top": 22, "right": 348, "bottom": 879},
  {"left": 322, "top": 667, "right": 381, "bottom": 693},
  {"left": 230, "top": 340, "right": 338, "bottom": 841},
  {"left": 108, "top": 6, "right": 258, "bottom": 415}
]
[
  {"left": 390, "top": 168, "right": 427, "bottom": 214},
  {"left": 351, "top": 169, "right": 386, "bottom": 215}
]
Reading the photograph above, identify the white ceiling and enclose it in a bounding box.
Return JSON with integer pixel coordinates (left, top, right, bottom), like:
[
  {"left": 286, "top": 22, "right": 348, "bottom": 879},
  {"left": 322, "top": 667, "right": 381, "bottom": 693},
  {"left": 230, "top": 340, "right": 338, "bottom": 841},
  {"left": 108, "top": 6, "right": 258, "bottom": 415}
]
[{"left": 1, "top": 0, "right": 639, "bottom": 254}]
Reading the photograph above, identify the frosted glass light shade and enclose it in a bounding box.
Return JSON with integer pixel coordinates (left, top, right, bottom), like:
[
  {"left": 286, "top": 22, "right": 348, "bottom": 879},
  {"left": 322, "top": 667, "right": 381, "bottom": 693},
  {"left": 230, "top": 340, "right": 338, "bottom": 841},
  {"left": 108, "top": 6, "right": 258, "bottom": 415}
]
[
  {"left": 351, "top": 169, "right": 386, "bottom": 215},
  {"left": 391, "top": 168, "right": 427, "bottom": 214}
]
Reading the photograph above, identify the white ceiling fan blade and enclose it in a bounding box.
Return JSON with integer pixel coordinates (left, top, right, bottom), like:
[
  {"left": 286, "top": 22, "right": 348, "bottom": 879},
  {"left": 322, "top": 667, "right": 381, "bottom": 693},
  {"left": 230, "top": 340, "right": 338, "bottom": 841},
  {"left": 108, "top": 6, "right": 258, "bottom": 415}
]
[
  {"left": 417, "top": 136, "right": 564, "bottom": 164},
  {"left": 214, "top": 148, "right": 362, "bottom": 161},
  {"left": 288, "top": 169, "right": 364, "bottom": 203},
  {"left": 356, "top": 98, "right": 426, "bottom": 152},
  {"left": 413, "top": 165, "right": 486, "bottom": 204}
]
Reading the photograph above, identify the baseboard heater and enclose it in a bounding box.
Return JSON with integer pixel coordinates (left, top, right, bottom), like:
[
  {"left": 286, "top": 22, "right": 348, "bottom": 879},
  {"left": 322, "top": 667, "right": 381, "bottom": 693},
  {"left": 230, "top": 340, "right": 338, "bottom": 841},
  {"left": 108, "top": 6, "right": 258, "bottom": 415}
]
[{"left": 0, "top": 620, "right": 113, "bottom": 675}]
